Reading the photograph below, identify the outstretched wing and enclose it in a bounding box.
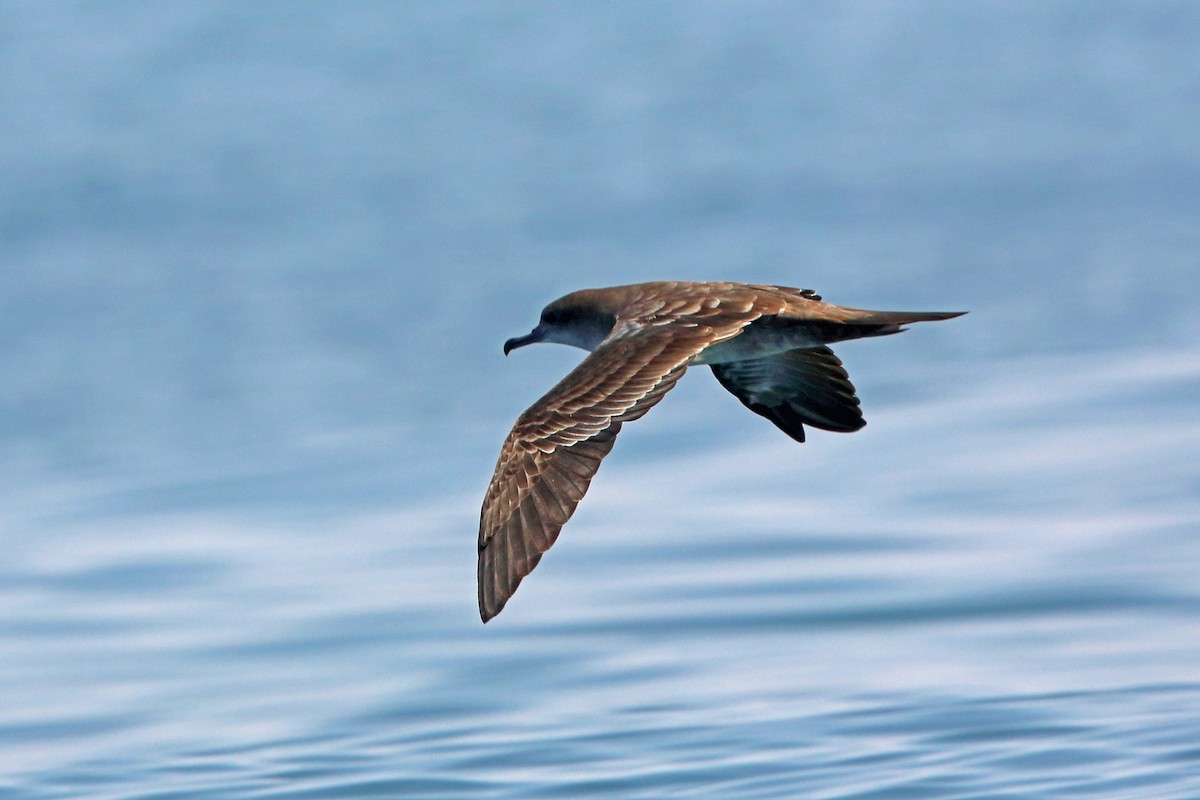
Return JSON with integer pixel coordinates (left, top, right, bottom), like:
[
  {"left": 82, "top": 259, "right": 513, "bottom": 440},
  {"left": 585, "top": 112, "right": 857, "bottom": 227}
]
[
  {"left": 710, "top": 346, "right": 865, "bottom": 443},
  {"left": 479, "top": 308, "right": 764, "bottom": 622}
]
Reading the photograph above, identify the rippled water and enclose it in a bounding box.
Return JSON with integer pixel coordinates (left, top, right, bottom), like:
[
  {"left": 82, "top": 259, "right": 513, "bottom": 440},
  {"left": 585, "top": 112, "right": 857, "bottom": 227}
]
[{"left": 4, "top": 3, "right": 1200, "bottom": 798}]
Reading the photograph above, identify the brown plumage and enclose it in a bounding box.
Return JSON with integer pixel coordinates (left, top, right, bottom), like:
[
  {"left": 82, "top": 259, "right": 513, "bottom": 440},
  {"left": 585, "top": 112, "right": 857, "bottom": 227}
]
[{"left": 479, "top": 282, "right": 964, "bottom": 621}]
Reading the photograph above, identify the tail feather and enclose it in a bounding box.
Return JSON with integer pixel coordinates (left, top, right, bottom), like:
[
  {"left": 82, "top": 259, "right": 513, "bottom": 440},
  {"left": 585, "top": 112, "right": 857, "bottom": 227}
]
[
  {"left": 838, "top": 309, "right": 966, "bottom": 338},
  {"left": 850, "top": 310, "right": 967, "bottom": 325}
]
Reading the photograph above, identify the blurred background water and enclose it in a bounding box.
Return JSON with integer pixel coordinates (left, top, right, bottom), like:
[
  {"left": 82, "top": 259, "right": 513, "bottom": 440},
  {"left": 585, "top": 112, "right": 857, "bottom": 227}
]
[{"left": 2, "top": 2, "right": 1199, "bottom": 797}]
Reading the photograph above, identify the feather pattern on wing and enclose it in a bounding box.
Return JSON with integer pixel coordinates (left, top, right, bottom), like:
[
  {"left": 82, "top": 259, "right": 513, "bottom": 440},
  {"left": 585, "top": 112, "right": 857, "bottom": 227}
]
[{"left": 477, "top": 292, "right": 779, "bottom": 621}]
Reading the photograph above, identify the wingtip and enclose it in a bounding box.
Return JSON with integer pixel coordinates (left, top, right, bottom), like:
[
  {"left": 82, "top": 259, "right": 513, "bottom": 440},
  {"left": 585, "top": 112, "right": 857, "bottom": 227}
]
[
  {"left": 478, "top": 563, "right": 507, "bottom": 623},
  {"left": 478, "top": 582, "right": 503, "bottom": 623},
  {"left": 478, "top": 597, "right": 500, "bottom": 623}
]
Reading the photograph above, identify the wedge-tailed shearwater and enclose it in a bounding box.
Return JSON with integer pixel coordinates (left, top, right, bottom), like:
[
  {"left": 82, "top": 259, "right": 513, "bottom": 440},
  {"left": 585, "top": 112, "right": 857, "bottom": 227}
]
[{"left": 479, "top": 281, "right": 964, "bottom": 621}]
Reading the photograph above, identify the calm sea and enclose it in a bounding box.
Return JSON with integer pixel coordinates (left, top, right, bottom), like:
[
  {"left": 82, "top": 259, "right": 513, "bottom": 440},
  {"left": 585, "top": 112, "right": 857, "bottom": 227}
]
[{"left": 3, "top": 2, "right": 1199, "bottom": 797}]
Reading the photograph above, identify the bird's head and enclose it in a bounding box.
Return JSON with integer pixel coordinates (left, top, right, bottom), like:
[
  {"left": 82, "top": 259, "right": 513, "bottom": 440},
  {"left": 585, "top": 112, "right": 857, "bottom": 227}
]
[{"left": 504, "top": 291, "right": 619, "bottom": 355}]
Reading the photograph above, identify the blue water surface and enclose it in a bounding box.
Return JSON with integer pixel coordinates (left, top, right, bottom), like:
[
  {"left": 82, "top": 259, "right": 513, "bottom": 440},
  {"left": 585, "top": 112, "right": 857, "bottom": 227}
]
[{"left": 3, "top": 2, "right": 1200, "bottom": 798}]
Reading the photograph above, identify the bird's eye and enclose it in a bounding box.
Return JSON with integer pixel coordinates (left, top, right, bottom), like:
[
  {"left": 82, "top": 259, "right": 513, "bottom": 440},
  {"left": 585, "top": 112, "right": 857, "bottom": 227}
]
[{"left": 543, "top": 310, "right": 560, "bottom": 325}]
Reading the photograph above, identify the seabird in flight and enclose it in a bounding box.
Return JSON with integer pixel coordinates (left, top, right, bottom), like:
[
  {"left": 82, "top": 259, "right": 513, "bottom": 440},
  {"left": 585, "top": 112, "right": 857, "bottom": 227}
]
[{"left": 478, "top": 281, "right": 964, "bottom": 622}]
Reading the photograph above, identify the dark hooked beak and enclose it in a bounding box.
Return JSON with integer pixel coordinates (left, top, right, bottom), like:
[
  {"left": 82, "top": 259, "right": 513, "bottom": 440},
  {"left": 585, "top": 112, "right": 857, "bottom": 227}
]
[{"left": 503, "top": 326, "right": 545, "bottom": 356}]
